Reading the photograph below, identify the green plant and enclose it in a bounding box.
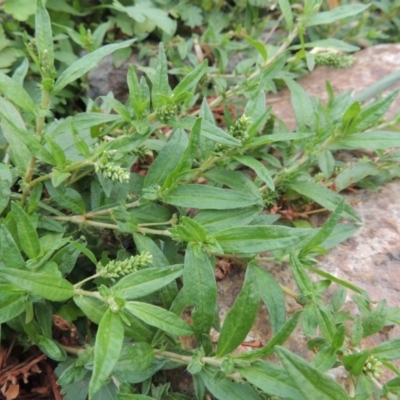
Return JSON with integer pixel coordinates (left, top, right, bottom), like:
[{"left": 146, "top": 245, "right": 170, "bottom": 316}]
[{"left": 1, "top": 1, "right": 400, "bottom": 399}]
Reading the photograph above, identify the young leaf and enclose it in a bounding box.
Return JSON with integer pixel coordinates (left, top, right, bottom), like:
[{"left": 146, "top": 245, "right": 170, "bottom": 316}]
[
  {"left": 37, "top": 336, "right": 66, "bottom": 361},
  {"left": 89, "top": 309, "right": 124, "bottom": 398},
  {"left": 301, "top": 199, "right": 344, "bottom": 255},
  {"left": 237, "top": 361, "right": 304, "bottom": 400},
  {"left": 242, "top": 35, "right": 268, "bottom": 61},
  {"left": 183, "top": 243, "right": 217, "bottom": 342},
  {"left": 276, "top": 346, "right": 350, "bottom": 399},
  {"left": 152, "top": 42, "right": 171, "bottom": 110},
  {"left": 318, "top": 151, "right": 335, "bottom": 179},
  {"left": 172, "top": 60, "right": 208, "bottom": 97},
  {"left": 211, "top": 225, "right": 312, "bottom": 255},
  {"left": 0, "top": 291, "right": 27, "bottom": 323},
  {"left": 362, "top": 300, "right": 387, "bottom": 337},
  {"left": 254, "top": 265, "right": 286, "bottom": 334},
  {"left": 284, "top": 78, "right": 315, "bottom": 131},
  {"left": 164, "top": 184, "right": 262, "bottom": 210},
  {"left": 0, "top": 268, "right": 74, "bottom": 301},
  {"left": 112, "top": 265, "right": 183, "bottom": 300},
  {"left": 277, "top": 0, "right": 293, "bottom": 30},
  {"left": 125, "top": 301, "right": 193, "bottom": 336},
  {"left": 200, "top": 367, "right": 263, "bottom": 400},
  {"left": 233, "top": 155, "right": 275, "bottom": 190},
  {"left": 171, "top": 216, "right": 208, "bottom": 243},
  {"left": 289, "top": 253, "right": 314, "bottom": 295},
  {"left": 53, "top": 39, "right": 136, "bottom": 93},
  {"left": 217, "top": 262, "right": 259, "bottom": 357},
  {"left": 44, "top": 181, "right": 86, "bottom": 214},
  {"left": 35, "top": 0, "right": 54, "bottom": 69},
  {"left": 0, "top": 72, "right": 35, "bottom": 113},
  {"left": 306, "top": 4, "right": 370, "bottom": 27},
  {"left": 332, "top": 131, "right": 400, "bottom": 151},
  {"left": 11, "top": 202, "right": 41, "bottom": 259},
  {"left": 162, "top": 118, "right": 202, "bottom": 190},
  {"left": 144, "top": 129, "right": 188, "bottom": 188},
  {"left": 0, "top": 225, "right": 25, "bottom": 269},
  {"left": 288, "top": 180, "right": 360, "bottom": 221}
]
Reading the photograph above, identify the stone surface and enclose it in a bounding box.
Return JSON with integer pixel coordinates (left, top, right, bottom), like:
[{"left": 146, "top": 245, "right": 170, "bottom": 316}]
[{"left": 267, "top": 44, "right": 400, "bottom": 129}]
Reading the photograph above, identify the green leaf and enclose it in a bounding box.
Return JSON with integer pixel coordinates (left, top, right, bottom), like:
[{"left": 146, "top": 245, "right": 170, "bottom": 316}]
[
  {"left": 242, "top": 35, "right": 268, "bottom": 61},
  {"left": 113, "top": 343, "right": 154, "bottom": 377},
  {"left": 277, "top": 0, "right": 293, "bottom": 30},
  {"left": 144, "top": 129, "right": 188, "bottom": 188},
  {"left": 127, "top": 65, "right": 145, "bottom": 119},
  {"left": 162, "top": 118, "right": 202, "bottom": 190},
  {"left": 0, "top": 163, "right": 11, "bottom": 214},
  {"left": 211, "top": 225, "right": 312, "bottom": 255},
  {"left": 171, "top": 216, "right": 207, "bottom": 243},
  {"left": 289, "top": 253, "right": 314, "bottom": 295},
  {"left": 335, "top": 162, "right": 378, "bottom": 192},
  {"left": 89, "top": 309, "right": 124, "bottom": 398},
  {"left": 194, "top": 206, "right": 262, "bottom": 234},
  {"left": 306, "top": 4, "right": 370, "bottom": 27},
  {"left": 4, "top": 0, "right": 36, "bottom": 21},
  {"left": 318, "top": 150, "right": 335, "bottom": 179},
  {"left": 53, "top": 39, "right": 136, "bottom": 93},
  {"left": 172, "top": 60, "right": 208, "bottom": 97},
  {"left": 237, "top": 361, "right": 304, "bottom": 400},
  {"left": 183, "top": 244, "right": 217, "bottom": 342},
  {"left": 362, "top": 300, "right": 387, "bottom": 337},
  {"left": 254, "top": 265, "right": 286, "bottom": 334},
  {"left": 288, "top": 180, "right": 360, "bottom": 221},
  {"left": 125, "top": 301, "right": 193, "bottom": 336},
  {"left": 0, "top": 268, "right": 74, "bottom": 301},
  {"left": 276, "top": 346, "right": 350, "bottom": 399},
  {"left": 342, "top": 351, "right": 369, "bottom": 376},
  {"left": 234, "top": 155, "right": 275, "bottom": 190},
  {"left": 152, "top": 42, "right": 170, "bottom": 110},
  {"left": 301, "top": 199, "right": 344, "bottom": 254},
  {"left": 44, "top": 181, "right": 86, "bottom": 214},
  {"left": 0, "top": 72, "right": 35, "bottom": 113},
  {"left": 164, "top": 184, "right": 261, "bottom": 210},
  {"left": 0, "top": 225, "right": 25, "bottom": 269},
  {"left": 284, "top": 78, "right": 315, "bottom": 131},
  {"left": 112, "top": 265, "right": 183, "bottom": 300},
  {"left": 74, "top": 295, "right": 107, "bottom": 324},
  {"left": 70, "top": 241, "right": 97, "bottom": 265},
  {"left": 36, "top": 0, "right": 54, "bottom": 69},
  {"left": 217, "top": 262, "right": 259, "bottom": 357},
  {"left": 37, "top": 336, "right": 66, "bottom": 361},
  {"left": 331, "top": 131, "right": 400, "bottom": 151},
  {"left": 289, "top": 38, "right": 359, "bottom": 52},
  {"left": 11, "top": 202, "right": 41, "bottom": 259},
  {"left": 0, "top": 291, "right": 27, "bottom": 323},
  {"left": 200, "top": 367, "right": 262, "bottom": 400},
  {"left": 370, "top": 338, "right": 400, "bottom": 361},
  {"left": 237, "top": 311, "right": 302, "bottom": 361}
]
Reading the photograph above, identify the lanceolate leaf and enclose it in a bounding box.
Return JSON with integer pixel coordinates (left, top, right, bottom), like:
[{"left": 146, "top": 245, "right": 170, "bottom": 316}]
[
  {"left": 288, "top": 180, "right": 360, "bottom": 221},
  {"left": 152, "top": 42, "right": 170, "bottom": 110},
  {"left": 254, "top": 265, "right": 286, "bottom": 334},
  {"left": 11, "top": 202, "right": 41, "bottom": 259},
  {"left": 0, "top": 225, "right": 25, "bottom": 269},
  {"left": 125, "top": 301, "right": 193, "bottom": 336},
  {"left": 306, "top": 4, "right": 370, "bottom": 27},
  {"left": 53, "top": 39, "right": 136, "bottom": 93},
  {"left": 89, "top": 309, "right": 124, "bottom": 398},
  {"left": 211, "top": 225, "right": 312, "bottom": 255},
  {"left": 172, "top": 60, "right": 208, "bottom": 97},
  {"left": 0, "top": 72, "right": 35, "bottom": 113},
  {"left": 36, "top": 0, "right": 54, "bottom": 68},
  {"left": 237, "top": 361, "right": 304, "bottom": 400},
  {"left": 144, "top": 129, "right": 188, "bottom": 188},
  {"left": 200, "top": 367, "right": 263, "bottom": 400},
  {"left": 164, "top": 185, "right": 262, "bottom": 210},
  {"left": 217, "top": 262, "right": 260, "bottom": 357},
  {"left": 0, "top": 268, "right": 74, "bottom": 301},
  {"left": 233, "top": 155, "right": 275, "bottom": 190},
  {"left": 183, "top": 244, "right": 217, "bottom": 342},
  {"left": 0, "top": 292, "right": 27, "bottom": 323},
  {"left": 112, "top": 265, "right": 183, "bottom": 300},
  {"left": 331, "top": 131, "right": 400, "bottom": 151},
  {"left": 276, "top": 346, "right": 350, "bottom": 399}
]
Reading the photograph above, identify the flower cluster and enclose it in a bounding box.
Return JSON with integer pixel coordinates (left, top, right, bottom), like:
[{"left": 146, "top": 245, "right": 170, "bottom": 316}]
[
  {"left": 315, "top": 51, "right": 355, "bottom": 69},
  {"left": 98, "top": 252, "right": 153, "bottom": 278},
  {"left": 215, "top": 114, "right": 252, "bottom": 153},
  {"left": 132, "top": 144, "right": 150, "bottom": 159},
  {"left": 156, "top": 103, "right": 177, "bottom": 122},
  {"left": 95, "top": 152, "right": 130, "bottom": 183},
  {"left": 362, "top": 355, "right": 383, "bottom": 378}
]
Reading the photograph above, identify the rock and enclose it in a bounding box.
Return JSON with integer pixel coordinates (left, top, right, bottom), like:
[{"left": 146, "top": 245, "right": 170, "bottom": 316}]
[{"left": 268, "top": 44, "right": 400, "bottom": 129}]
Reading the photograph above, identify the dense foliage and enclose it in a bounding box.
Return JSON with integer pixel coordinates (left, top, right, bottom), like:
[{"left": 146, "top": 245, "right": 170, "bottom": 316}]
[{"left": 1, "top": 0, "right": 400, "bottom": 399}]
